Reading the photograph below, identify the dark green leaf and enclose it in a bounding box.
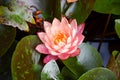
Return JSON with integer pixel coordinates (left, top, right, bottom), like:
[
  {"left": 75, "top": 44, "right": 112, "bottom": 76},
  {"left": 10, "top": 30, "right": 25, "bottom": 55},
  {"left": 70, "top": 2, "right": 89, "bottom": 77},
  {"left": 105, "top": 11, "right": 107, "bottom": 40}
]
[
  {"left": 52, "top": 0, "right": 61, "bottom": 20},
  {"left": 62, "top": 43, "right": 102, "bottom": 77},
  {"left": 0, "top": 24, "right": 16, "bottom": 57},
  {"left": 61, "top": 67, "right": 77, "bottom": 80},
  {"left": 41, "top": 60, "right": 61, "bottom": 80},
  {"left": 93, "top": 0, "right": 120, "bottom": 15},
  {"left": 42, "top": 0, "right": 61, "bottom": 20},
  {"left": 115, "top": 19, "right": 120, "bottom": 38},
  {"left": 65, "top": 0, "right": 96, "bottom": 23},
  {"left": 0, "top": 40, "right": 17, "bottom": 79},
  {"left": 78, "top": 67, "right": 117, "bottom": 80},
  {"left": 11, "top": 35, "right": 42, "bottom": 80}
]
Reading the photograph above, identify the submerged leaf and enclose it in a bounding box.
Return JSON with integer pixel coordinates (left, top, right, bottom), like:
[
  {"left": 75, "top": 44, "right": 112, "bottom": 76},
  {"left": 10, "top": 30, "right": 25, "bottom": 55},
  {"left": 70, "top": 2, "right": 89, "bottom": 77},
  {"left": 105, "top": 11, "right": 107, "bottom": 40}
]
[{"left": 0, "top": 24, "right": 16, "bottom": 57}]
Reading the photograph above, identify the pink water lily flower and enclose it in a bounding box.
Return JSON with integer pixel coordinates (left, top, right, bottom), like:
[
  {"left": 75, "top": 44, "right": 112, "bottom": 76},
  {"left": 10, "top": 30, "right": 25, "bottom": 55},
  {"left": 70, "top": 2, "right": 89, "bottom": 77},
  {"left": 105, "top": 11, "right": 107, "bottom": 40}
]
[
  {"left": 36, "top": 17, "right": 85, "bottom": 63},
  {"left": 67, "top": 0, "right": 78, "bottom": 3}
]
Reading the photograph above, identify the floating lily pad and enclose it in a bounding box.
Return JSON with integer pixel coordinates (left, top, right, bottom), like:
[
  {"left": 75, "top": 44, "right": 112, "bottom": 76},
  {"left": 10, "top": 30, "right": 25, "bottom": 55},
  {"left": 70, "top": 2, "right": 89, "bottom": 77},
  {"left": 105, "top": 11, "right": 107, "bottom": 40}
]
[
  {"left": 11, "top": 35, "right": 42, "bottom": 80},
  {"left": 78, "top": 67, "right": 118, "bottom": 80}
]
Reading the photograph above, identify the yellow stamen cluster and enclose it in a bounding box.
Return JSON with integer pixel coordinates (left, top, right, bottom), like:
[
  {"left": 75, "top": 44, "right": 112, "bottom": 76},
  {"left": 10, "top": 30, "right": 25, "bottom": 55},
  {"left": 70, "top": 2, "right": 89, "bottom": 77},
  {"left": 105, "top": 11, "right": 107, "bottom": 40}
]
[{"left": 54, "top": 32, "right": 67, "bottom": 45}]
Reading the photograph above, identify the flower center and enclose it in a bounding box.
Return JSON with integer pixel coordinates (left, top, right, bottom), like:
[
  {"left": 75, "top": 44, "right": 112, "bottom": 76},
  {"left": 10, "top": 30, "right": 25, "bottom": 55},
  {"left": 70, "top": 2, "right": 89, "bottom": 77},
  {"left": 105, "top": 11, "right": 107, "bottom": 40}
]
[{"left": 54, "top": 32, "right": 67, "bottom": 45}]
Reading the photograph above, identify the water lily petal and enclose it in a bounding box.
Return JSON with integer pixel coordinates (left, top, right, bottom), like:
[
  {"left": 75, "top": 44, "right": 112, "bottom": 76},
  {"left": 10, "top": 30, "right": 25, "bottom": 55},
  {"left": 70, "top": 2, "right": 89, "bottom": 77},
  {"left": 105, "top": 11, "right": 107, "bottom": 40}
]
[
  {"left": 64, "top": 43, "right": 71, "bottom": 49},
  {"left": 35, "top": 44, "right": 49, "bottom": 54},
  {"left": 77, "top": 23, "right": 85, "bottom": 34},
  {"left": 60, "top": 17, "right": 71, "bottom": 35},
  {"left": 43, "top": 55, "right": 58, "bottom": 63},
  {"left": 37, "top": 32, "right": 46, "bottom": 43},
  {"left": 77, "top": 34, "right": 85, "bottom": 46},
  {"left": 57, "top": 41, "right": 66, "bottom": 48},
  {"left": 70, "top": 48, "right": 80, "bottom": 57},
  {"left": 44, "top": 21, "right": 53, "bottom": 40},
  {"left": 68, "top": 46, "right": 78, "bottom": 54},
  {"left": 51, "top": 18, "right": 61, "bottom": 34},
  {"left": 70, "top": 19, "right": 78, "bottom": 38},
  {"left": 72, "top": 37, "right": 79, "bottom": 46},
  {"left": 67, "top": 0, "right": 78, "bottom": 3},
  {"left": 72, "top": 28, "right": 77, "bottom": 38},
  {"left": 58, "top": 53, "right": 70, "bottom": 60},
  {"left": 44, "top": 21, "right": 52, "bottom": 34},
  {"left": 49, "top": 50, "right": 61, "bottom": 55},
  {"left": 67, "top": 36, "right": 72, "bottom": 43},
  {"left": 45, "top": 41, "right": 63, "bottom": 52},
  {"left": 58, "top": 48, "right": 69, "bottom": 53},
  {"left": 57, "top": 43, "right": 71, "bottom": 53},
  {"left": 70, "top": 19, "right": 77, "bottom": 31},
  {"left": 52, "top": 18, "right": 61, "bottom": 27},
  {"left": 67, "top": 35, "right": 84, "bottom": 54},
  {"left": 52, "top": 44, "right": 62, "bottom": 50},
  {"left": 45, "top": 43, "right": 53, "bottom": 51}
]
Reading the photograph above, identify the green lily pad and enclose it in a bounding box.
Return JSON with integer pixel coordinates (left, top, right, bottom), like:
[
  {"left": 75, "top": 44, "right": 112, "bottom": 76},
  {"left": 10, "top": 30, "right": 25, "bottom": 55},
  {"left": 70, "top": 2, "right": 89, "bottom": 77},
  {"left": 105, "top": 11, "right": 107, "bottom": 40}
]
[
  {"left": 78, "top": 67, "right": 118, "bottom": 80},
  {"left": 62, "top": 43, "right": 102, "bottom": 77},
  {"left": 11, "top": 35, "right": 42, "bottom": 80},
  {"left": 0, "top": 24, "right": 16, "bottom": 57}
]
